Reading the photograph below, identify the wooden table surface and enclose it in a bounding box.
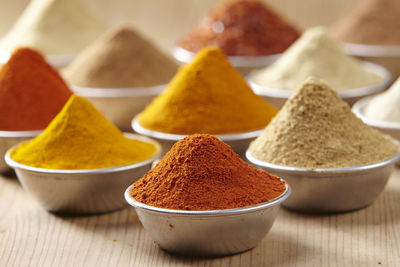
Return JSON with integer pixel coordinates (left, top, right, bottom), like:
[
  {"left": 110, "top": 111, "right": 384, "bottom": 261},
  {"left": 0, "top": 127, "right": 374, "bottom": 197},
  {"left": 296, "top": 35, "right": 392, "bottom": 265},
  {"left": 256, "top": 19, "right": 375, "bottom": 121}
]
[{"left": 1, "top": 168, "right": 399, "bottom": 267}]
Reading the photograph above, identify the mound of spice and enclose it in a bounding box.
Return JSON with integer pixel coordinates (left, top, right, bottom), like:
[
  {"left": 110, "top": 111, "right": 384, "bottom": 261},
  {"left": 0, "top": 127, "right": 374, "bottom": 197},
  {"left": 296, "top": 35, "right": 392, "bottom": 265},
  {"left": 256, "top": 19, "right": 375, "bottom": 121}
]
[
  {"left": 63, "top": 26, "right": 179, "bottom": 88},
  {"left": 0, "top": 48, "right": 72, "bottom": 131},
  {"left": 11, "top": 95, "right": 157, "bottom": 169},
  {"left": 332, "top": 0, "right": 400, "bottom": 46},
  {"left": 130, "top": 134, "right": 286, "bottom": 210},
  {"left": 250, "top": 27, "right": 383, "bottom": 91},
  {"left": 178, "top": 0, "right": 300, "bottom": 56},
  {"left": 137, "top": 47, "right": 277, "bottom": 134},
  {"left": 0, "top": 0, "right": 106, "bottom": 55},
  {"left": 364, "top": 77, "right": 400, "bottom": 123},
  {"left": 248, "top": 77, "right": 399, "bottom": 169}
]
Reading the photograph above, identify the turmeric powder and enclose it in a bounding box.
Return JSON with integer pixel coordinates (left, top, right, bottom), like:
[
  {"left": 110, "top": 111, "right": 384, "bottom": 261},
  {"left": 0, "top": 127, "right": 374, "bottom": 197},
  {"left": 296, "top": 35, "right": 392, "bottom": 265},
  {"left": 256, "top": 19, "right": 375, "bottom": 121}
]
[
  {"left": 137, "top": 47, "right": 277, "bottom": 134},
  {"left": 11, "top": 95, "right": 157, "bottom": 170}
]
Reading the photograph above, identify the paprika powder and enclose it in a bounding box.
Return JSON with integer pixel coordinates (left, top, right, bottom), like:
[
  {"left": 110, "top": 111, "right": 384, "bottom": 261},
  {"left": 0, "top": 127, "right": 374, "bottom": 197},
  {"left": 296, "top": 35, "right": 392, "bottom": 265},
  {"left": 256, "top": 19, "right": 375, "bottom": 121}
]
[{"left": 130, "top": 134, "right": 286, "bottom": 211}]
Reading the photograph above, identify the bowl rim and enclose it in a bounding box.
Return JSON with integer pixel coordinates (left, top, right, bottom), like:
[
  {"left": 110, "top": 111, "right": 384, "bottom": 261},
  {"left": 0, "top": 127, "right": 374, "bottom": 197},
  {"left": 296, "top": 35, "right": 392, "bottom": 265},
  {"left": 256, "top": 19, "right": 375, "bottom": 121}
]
[
  {"left": 0, "top": 48, "right": 75, "bottom": 67},
  {"left": 71, "top": 84, "right": 166, "bottom": 98},
  {"left": 342, "top": 42, "right": 400, "bottom": 57},
  {"left": 124, "top": 183, "right": 290, "bottom": 216},
  {"left": 4, "top": 132, "right": 162, "bottom": 174},
  {"left": 0, "top": 130, "right": 42, "bottom": 138},
  {"left": 131, "top": 117, "right": 265, "bottom": 142},
  {"left": 245, "top": 147, "right": 400, "bottom": 174},
  {"left": 248, "top": 61, "right": 392, "bottom": 99},
  {"left": 352, "top": 96, "right": 400, "bottom": 130},
  {"left": 172, "top": 46, "right": 281, "bottom": 67}
]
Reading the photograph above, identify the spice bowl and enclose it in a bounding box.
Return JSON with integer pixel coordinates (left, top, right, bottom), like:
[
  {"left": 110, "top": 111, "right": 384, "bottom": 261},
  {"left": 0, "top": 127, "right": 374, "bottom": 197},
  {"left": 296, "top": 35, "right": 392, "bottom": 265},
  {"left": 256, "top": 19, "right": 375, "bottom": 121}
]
[
  {"left": 0, "top": 49, "right": 75, "bottom": 68},
  {"left": 72, "top": 85, "right": 165, "bottom": 131},
  {"left": 172, "top": 46, "right": 280, "bottom": 75},
  {"left": 124, "top": 183, "right": 291, "bottom": 256},
  {"left": 0, "top": 130, "right": 41, "bottom": 172},
  {"left": 246, "top": 148, "right": 400, "bottom": 213},
  {"left": 132, "top": 118, "right": 263, "bottom": 157},
  {"left": 248, "top": 61, "right": 392, "bottom": 108},
  {"left": 5, "top": 133, "right": 162, "bottom": 215}
]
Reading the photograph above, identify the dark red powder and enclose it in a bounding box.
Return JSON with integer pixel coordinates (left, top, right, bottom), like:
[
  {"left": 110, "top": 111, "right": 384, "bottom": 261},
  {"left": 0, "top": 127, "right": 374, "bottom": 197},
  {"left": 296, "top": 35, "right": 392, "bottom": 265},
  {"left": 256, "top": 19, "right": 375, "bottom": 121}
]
[
  {"left": 178, "top": 0, "right": 300, "bottom": 56},
  {"left": 130, "top": 134, "right": 286, "bottom": 211}
]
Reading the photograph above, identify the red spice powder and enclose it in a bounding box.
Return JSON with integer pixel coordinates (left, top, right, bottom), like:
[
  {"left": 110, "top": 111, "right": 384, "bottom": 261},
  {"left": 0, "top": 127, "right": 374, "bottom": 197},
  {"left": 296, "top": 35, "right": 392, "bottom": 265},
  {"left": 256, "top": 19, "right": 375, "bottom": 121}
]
[
  {"left": 130, "top": 134, "right": 286, "bottom": 211},
  {"left": 0, "top": 48, "right": 72, "bottom": 131},
  {"left": 178, "top": 0, "right": 300, "bottom": 56}
]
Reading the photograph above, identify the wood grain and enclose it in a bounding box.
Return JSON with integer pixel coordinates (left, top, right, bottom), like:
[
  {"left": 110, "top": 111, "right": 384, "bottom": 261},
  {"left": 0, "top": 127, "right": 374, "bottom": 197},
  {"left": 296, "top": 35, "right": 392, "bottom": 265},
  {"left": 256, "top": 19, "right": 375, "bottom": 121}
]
[{"left": 1, "top": 168, "right": 399, "bottom": 266}]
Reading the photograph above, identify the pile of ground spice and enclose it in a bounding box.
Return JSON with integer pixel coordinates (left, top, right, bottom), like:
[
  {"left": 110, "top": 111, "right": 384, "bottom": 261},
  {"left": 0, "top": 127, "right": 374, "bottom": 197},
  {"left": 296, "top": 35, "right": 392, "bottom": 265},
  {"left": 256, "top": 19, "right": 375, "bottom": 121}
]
[
  {"left": 137, "top": 47, "right": 277, "bottom": 134},
  {"left": 332, "top": 0, "right": 400, "bottom": 45},
  {"left": 250, "top": 27, "right": 383, "bottom": 91},
  {"left": 178, "top": 0, "right": 300, "bottom": 56},
  {"left": 249, "top": 77, "right": 399, "bottom": 169},
  {"left": 130, "top": 134, "right": 286, "bottom": 210},
  {"left": 0, "top": 0, "right": 106, "bottom": 55},
  {"left": 12, "top": 95, "right": 157, "bottom": 170},
  {"left": 0, "top": 48, "right": 72, "bottom": 131},
  {"left": 64, "top": 26, "right": 179, "bottom": 88}
]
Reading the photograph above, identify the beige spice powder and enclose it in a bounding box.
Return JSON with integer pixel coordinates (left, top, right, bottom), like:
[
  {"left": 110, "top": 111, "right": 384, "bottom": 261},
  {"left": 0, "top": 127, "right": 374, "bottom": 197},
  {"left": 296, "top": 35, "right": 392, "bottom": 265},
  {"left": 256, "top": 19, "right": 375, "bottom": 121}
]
[{"left": 249, "top": 77, "right": 399, "bottom": 169}]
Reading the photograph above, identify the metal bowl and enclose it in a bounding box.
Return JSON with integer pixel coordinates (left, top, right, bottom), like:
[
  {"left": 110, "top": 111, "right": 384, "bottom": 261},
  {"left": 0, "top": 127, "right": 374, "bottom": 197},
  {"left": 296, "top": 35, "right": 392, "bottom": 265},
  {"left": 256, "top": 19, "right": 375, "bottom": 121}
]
[
  {"left": 246, "top": 149, "right": 400, "bottom": 213},
  {"left": 172, "top": 46, "right": 280, "bottom": 75},
  {"left": 0, "top": 49, "right": 75, "bottom": 68},
  {"left": 352, "top": 96, "right": 400, "bottom": 165},
  {"left": 72, "top": 85, "right": 165, "bottom": 131},
  {"left": 248, "top": 61, "right": 392, "bottom": 108},
  {"left": 124, "top": 183, "right": 291, "bottom": 256},
  {"left": 0, "top": 130, "right": 41, "bottom": 172},
  {"left": 132, "top": 118, "right": 263, "bottom": 157},
  {"left": 5, "top": 133, "right": 162, "bottom": 215}
]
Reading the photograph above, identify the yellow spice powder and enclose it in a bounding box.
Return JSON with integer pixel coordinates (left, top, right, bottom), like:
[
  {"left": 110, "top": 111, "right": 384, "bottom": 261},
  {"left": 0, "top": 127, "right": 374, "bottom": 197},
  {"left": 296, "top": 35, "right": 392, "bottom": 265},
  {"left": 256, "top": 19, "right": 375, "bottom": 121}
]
[
  {"left": 137, "top": 47, "right": 277, "bottom": 135},
  {"left": 11, "top": 95, "right": 157, "bottom": 169}
]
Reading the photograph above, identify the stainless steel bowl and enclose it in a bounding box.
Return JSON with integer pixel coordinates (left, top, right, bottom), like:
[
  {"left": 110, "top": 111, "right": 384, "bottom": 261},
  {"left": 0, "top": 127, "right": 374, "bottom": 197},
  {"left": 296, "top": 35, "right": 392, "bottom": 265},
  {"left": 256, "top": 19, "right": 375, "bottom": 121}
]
[
  {"left": 5, "top": 133, "right": 162, "bottom": 215},
  {"left": 132, "top": 118, "right": 263, "bottom": 157},
  {"left": 0, "top": 130, "right": 41, "bottom": 172},
  {"left": 352, "top": 96, "right": 400, "bottom": 165},
  {"left": 248, "top": 61, "right": 392, "bottom": 108},
  {"left": 124, "top": 183, "right": 291, "bottom": 256},
  {"left": 72, "top": 85, "right": 165, "bottom": 131},
  {"left": 246, "top": 149, "right": 400, "bottom": 213}
]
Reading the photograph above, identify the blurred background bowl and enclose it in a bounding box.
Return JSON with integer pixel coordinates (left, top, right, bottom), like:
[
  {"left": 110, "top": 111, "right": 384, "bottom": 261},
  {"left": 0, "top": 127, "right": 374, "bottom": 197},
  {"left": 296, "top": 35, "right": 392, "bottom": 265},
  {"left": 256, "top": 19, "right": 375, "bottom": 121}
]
[
  {"left": 5, "top": 133, "right": 162, "bottom": 215},
  {"left": 124, "top": 183, "right": 290, "bottom": 256},
  {"left": 0, "top": 130, "right": 41, "bottom": 172},
  {"left": 132, "top": 118, "right": 263, "bottom": 157},
  {"left": 248, "top": 61, "right": 392, "bottom": 108},
  {"left": 73, "top": 85, "right": 165, "bottom": 132},
  {"left": 246, "top": 148, "right": 400, "bottom": 213}
]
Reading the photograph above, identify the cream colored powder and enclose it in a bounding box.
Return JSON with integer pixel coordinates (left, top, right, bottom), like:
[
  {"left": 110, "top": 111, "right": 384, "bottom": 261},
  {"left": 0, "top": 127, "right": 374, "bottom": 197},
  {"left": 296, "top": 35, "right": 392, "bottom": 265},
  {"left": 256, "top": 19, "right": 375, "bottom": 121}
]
[
  {"left": 364, "top": 77, "right": 400, "bottom": 123},
  {"left": 249, "top": 77, "right": 398, "bottom": 169},
  {"left": 0, "top": 0, "right": 106, "bottom": 55},
  {"left": 250, "top": 27, "right": 382, "bottom": 91}
]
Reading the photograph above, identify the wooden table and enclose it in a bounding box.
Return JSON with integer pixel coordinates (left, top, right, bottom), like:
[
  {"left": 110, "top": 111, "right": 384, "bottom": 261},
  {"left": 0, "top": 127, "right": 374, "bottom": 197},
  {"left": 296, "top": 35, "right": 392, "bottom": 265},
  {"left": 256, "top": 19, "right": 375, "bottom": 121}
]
[{"left": 1, "top": 168, "right": 399, "bottom": 266}]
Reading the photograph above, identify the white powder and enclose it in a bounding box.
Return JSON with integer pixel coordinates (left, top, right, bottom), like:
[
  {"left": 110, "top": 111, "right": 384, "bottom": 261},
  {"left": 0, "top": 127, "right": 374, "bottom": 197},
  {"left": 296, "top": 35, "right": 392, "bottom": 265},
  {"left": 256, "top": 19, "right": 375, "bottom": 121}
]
[
  {"left": 364, "top": 77, "right": 400, "bottom": 123},
  {"left": 0, "top": 0, "right": 106, "bottom": 55},
  {"left": 250, "top": 27, "right": 382, "bottom": 91}
]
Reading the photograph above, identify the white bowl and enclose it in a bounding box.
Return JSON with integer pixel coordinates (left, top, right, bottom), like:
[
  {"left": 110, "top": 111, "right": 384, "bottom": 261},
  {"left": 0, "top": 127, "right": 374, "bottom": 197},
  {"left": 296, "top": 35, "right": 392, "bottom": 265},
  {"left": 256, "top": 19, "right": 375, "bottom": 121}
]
[
  {"left": 5, "top": 133, "right": 162, "bottom": 215},
  {"left": 248, "top": 61, "right": 392, "bottom": 108},
  {"left": 132, "top": 118, "right": 263, "bottom": 157},
  {"left": 0, "top": 130, "right": 41, "bottom": 172},
  {"left": 73, "top": 85, "right": 165, "bottom": 131},
  {"left": 125, "top": 183, "right": 291, "bottom": 256}
]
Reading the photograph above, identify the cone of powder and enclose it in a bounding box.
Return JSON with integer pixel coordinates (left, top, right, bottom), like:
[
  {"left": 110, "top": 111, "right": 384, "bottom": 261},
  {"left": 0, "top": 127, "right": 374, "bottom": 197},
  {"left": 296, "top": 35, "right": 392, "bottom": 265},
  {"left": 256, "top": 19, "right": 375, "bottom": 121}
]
[
  {"left": 178, "top": 0, "right": 300, "bottom": 56},
  {"left": 0, "top": 0, "right": 106, "bottom": 55},
  {"left": 331, "top": 0, "right": 400, "bottom": 46},
  {"left": 248, "top": 77, "right": 398, "bottom": 169},
  {"left": 130, "top": 134, "right": 286, "bottom": 210},
  {"left": 136, "top": 47, "right": 278, "bottom": 135},
  {"left": 250, "top": 27, "right": 383, "bottom": 91},
  {"left": 11, "top": 95, "right": 157, "bottom": 169},
  {"left": 0, "top": 48, "right": 72, "bottom": 131},
  {"left": 64, "top": 26, "right": 179, "bottom": 88}
]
